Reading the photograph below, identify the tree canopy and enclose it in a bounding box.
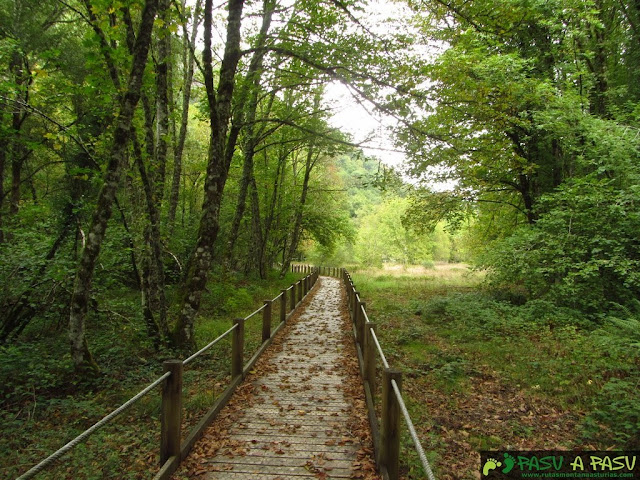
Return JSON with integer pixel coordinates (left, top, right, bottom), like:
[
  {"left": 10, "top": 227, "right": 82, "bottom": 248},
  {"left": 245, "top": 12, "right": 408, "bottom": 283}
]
[{"left": 1, "top": 0, "right": 638, "bottom": 366}]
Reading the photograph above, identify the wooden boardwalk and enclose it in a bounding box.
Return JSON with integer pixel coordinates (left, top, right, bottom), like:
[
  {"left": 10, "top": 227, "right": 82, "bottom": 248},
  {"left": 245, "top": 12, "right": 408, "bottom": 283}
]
[{"left": 179, "top": 276, "right": 378, "bottom": 479}]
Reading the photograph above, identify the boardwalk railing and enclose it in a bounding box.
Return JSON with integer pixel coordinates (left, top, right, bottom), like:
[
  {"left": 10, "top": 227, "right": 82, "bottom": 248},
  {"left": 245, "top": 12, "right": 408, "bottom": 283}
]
[
  {"left": 16, "top": 268, "right": 319, "bottom": 480},
  {"left": 343, "top": 269, "right": 437, "bottom": 480}
]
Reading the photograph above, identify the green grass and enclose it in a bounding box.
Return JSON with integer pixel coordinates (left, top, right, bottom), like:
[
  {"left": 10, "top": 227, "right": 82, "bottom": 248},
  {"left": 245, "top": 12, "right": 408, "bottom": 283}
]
[{"left": 350, "top": 263, "right": 640, "bottom": 479}]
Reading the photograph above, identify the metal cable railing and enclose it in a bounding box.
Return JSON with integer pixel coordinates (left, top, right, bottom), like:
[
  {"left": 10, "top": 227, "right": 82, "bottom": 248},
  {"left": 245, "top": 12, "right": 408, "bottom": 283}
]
[
  {"left": 392, "top": 379, "right": 437, "bottom": 480},
  {"left": 244, "top": 304, "right": 266, "bottom": 321},
  {"left": 370, "top": 328, "right": 389, "bottom": 369},
  {"left": 360, "top": 304, "right": 370, "bottom": 323},
  {"left": 183, "top": 323, "right": 238, "bottom": 366},
  {"left": 16, "top": 371, "right": 172, "bottom": 480}
]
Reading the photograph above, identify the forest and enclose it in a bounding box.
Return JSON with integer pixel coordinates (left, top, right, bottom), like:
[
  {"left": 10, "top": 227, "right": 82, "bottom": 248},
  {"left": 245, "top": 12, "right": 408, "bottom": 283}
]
[{"left": 1, "top": 0, "right": 639, "bottom": 477}]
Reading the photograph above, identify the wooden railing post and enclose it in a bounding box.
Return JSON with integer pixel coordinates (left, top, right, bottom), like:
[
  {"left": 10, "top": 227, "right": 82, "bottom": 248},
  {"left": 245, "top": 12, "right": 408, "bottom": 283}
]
[
  {"left": 297, "top": 280, "right": 303, "bottom": 303},
  {"left": 290, "top": 284, "right": 296, "bottom": 311},
  {"left": 353, "top": 291, "right": 361, "bottom": 338},
  {"left": 161, "top": 360, "right": 183, "bottom": 465},
  {"left": 351, "top": 288, "right": 357, "bottom": 321},
  {"left": 262, "top": 300, "right": 272, "bottom": 342},
  {"left": 280, "top": 290, "right": 287, "bottom": 323},
  {"left": 364, "top": 323, "right": 377, "bottom": 402},
  {"left": 359, "top": 301, "right": 367, "bottom": 347},
  {"left": 381, "top": 368, "right": 402, "bottom": 480},
  {"left": 349, "top": 282, "right": 356, "bottom": 314},
  {"left": 232, "top": 318, "right": 244, "bottom": 378}
]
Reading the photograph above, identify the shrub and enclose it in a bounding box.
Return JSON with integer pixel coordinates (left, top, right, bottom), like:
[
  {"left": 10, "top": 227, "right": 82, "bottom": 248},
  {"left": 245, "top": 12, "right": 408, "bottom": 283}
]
[{"left": 479, "top": 178, "right": 640, "bottom": 315}]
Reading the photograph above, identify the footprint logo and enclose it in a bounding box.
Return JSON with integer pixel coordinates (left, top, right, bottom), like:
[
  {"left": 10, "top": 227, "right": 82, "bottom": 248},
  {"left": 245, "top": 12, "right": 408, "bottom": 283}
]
[
  {"left": 502, "top": 453, "right": 516, "bottom": 474},
  {"left": 482, "top": 458, "right": 502, "bottom": 476}
]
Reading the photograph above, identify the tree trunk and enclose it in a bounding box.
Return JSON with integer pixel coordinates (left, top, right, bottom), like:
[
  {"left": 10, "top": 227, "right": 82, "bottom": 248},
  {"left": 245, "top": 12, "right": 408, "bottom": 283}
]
[
  {"left": 280, "top": 143, "right": 315, "bottom": 276},
  {"left": 0, "top": 102, "right": 6, "bottom": 243},
  {"left": 247, "top": 174, "right": 264, "bottom": 276},
  {"left": 171, "top": 0, "right": 245, "bottom": 349},
  {"left": 280, "top": 92, "right": 322, "bottom": 276},
  {"left": 132, "top": 133, "right": 167, "bottom": 344},
  {"left": 168, "top": 0, "right": 202, "bottom": 230},
  {"left": 69, "top": 0, "right": 159, "bottom": 372},
  {"left": 223, "top": 0, "right": 275, "bottom": 269},
  {"left": 261, "top": 149, "right": 286, "bottom": 274},
  {"left": 8, "top": 51, "right": 30, "bottom": 215},
  {"left": 588, "top": 0, "right": 610, "bottom": 118},
  {"left": 154, "top": 0, "right": 170, "bottom": 201},
  {"left": 122, "top": 0, "right": 170, "bottom": 343}
]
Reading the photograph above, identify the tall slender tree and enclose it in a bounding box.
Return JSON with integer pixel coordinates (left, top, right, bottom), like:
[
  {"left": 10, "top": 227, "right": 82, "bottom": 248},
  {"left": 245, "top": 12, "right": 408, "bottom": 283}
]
[
  {"left": 172, "top": 0, "right": 246, "bottom": 348},
  {"left": 68, "top": 0, "right": 159, "bottom": 371}
]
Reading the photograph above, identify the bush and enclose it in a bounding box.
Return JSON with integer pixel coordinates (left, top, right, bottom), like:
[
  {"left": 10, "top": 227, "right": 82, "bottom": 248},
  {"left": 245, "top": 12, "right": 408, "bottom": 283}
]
[
  {"left": 583, "top": 378, "right": 640, "bottom": 448},
  {"left": 479, "top": 178, "right": 640, "bottom": 315}
]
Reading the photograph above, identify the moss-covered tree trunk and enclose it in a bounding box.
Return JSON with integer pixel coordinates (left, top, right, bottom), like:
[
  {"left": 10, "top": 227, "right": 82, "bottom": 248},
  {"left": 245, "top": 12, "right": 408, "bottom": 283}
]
[
  {"left": 223, "top": 0, "right": 275, "bottom": 271},
  {"left": 68, "top": 0, "right": 159, "bottom": 372},
  {"left": 171, "top": 0, "right": 245, "bottom": 349}
]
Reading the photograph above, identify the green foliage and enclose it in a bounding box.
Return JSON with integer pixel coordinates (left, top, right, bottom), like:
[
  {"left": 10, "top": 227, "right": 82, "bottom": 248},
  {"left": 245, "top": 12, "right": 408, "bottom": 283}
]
[
  {"left": 354, "top": 196, "right": 434, "bottom": 266},
  {"left": 0, "top": 341, "right": 71, "bottom": 410},
  {"left": 203, "top": 281, "right": 253, "bottom": 316},
  {"left": 584, "top": 378, "right": 640, "bottom": 448},
  {"left": 479, "top": 176, "right": 640, "bottom": 313}
]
